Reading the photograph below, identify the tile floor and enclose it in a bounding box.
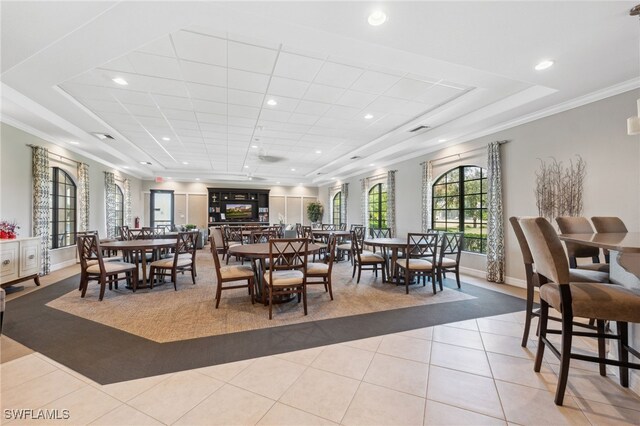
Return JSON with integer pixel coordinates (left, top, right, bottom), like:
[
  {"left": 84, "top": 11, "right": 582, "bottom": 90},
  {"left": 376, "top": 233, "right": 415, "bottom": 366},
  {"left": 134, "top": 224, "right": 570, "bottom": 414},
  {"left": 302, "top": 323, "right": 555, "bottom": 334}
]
[{"left": 2, "top": 273, "right": 640, "bottom": 425}]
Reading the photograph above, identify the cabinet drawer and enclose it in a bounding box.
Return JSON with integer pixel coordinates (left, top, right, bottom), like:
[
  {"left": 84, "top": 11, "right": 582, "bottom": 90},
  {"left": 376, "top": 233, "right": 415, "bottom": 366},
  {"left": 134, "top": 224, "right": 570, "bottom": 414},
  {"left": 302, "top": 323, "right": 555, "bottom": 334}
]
[
  {"left": 20, "top": 241, "right": 40, "bottom": 276},
  {"left": 1, "top": 241, "right": 19, "bottom": 283}
]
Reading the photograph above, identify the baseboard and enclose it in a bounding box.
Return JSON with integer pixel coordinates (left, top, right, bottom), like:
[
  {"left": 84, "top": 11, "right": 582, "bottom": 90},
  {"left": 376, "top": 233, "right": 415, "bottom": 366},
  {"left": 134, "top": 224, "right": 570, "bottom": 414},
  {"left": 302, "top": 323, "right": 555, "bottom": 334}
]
[
  {"left": 459, "top": 266, "right": 527, "bottom": 289},
  {"left": 50, "top": 259, "right": 77, "bottom": 272}
]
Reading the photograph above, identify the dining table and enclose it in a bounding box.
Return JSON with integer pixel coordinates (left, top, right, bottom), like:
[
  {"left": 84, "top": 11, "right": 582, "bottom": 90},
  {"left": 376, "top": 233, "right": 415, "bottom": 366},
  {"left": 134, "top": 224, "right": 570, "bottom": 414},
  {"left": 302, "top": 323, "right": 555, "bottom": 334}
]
[
  {"left": 100, "top": 239, "right": 177, "bottom": 288},
  {"left": 228, "top": 242, "right": 322, "bottom": 302},
  {"left": 363, "top": 237, "right": 407, "bottom": 283}
]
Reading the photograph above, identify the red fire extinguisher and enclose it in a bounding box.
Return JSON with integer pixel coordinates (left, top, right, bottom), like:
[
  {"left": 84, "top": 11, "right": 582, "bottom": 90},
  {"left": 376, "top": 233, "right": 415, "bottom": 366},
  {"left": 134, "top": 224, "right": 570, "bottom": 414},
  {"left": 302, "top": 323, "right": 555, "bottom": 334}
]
[{"left": 134, "top": 216, "right": 140, "bottom": 228}]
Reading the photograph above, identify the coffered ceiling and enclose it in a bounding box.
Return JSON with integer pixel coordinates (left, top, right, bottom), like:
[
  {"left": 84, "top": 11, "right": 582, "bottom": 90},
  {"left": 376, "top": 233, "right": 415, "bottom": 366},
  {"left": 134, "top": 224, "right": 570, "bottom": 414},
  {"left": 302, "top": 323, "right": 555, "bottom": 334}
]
[{"left": 1, "top": 1, "right": 638, "bottom": 185}]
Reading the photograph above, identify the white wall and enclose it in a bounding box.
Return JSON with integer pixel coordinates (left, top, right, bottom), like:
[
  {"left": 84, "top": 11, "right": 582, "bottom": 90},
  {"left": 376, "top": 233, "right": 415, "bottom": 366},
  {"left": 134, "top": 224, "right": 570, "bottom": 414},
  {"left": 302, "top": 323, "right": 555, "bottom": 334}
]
[
  {"left": 320, "top": 89, "right": 640, "bottom": 284},
  {"left": 139, "top": 180, "right": 318, "bottom": 227},
  {"left": 0, "top": 123, "right": 143, "bottom": 270}
]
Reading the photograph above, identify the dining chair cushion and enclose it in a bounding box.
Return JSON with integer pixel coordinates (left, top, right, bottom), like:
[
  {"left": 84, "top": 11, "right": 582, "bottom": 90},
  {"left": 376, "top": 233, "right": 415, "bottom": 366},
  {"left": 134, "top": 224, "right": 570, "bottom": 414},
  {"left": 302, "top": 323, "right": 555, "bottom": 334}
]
[
  {"left": 359, "top": 252, "right": 384, "bottom": 262},
  {"left": 567, "top": 269, "right": 609, "bottom": 283},
  {"left": 150, "top": 257, "right": 192, "bottom": 268},
  {"left": 540, "top": 282, "right": 640, "bottom": 323},
  {"left": 86, "top": 261, "right": 136, "bottom": 274},
  {"left": 337, "top": 243, "right": 352, "bottom": 250},
  {"left": 396, "top": 259, "right": 433, "bottom": 271},
  {"left": 575, "top": 263, "right": 610, "bottom": 273},
  {"left": 439, "top": 257, "right": 457, "bottom": 267},
  {"left": 228, "top": 241, "right": 242, "bottom": 247},
  {"left": 307, "top": 262, "right": 329, "bottom": 275},
  {"left": 220, "top": 265, "right": 254, "bottom": 280},
  {"left": 264, "top": 270, "right": 304, "bottom": 287}
]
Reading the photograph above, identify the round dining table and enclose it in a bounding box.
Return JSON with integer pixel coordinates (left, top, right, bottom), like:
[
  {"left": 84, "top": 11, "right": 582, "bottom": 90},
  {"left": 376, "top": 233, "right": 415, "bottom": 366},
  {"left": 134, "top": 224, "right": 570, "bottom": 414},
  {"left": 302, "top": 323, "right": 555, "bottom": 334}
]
[
  {"left": 228, "top": 242, "right": 322, "bottom": 302},
  {"left": 100, "top": 239, "right": 177, "bottom": 288},
  {"left": 364, "top": 237, "right": 407, "bottom": 283}
]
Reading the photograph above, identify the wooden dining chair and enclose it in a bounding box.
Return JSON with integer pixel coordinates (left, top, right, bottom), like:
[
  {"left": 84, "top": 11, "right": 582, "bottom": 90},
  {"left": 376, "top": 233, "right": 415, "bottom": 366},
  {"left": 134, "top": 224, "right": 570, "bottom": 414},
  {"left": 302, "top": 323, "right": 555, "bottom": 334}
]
[
  {"left": 556, "top": 217, "right": 609, "bottom": 272},
  {"left": 321, "top": 224, "right": 336, "bottom": 231},
  {"left": 437, "top": 232, "right": 463, "bottom": 288},
  {"left": 338, "top": 225, "right": 365, "bottom": 263},
  {"left": 77, "top": 234, "right": 138, "bottom": 300},
  {"left": 351, "top": 230, "right": 386, "bottom": 284},
  {"left": 520, "top": 217, "right": 640, "bottom": 406},
  {"left": 396, "top": 233, "right": 439, "bottom": 294},
  {"left": 225, "top": 226, "right": 244, "bottom": 264},
  {"left": 210, "top": 236, "right": 254, "bottom": 308},
  {"left": 306, "top": 234, "right": 336, "bottom": 300},
  {"left": 210, "top": 227, "right": 228, "bottom": 261},
  {"left": 264, "top": 238, "right": 308, "bottom": 319},
  {"left": 591, "top": 217, "right": 628, "bottom": 263},
  {"left": 149, "top": 231, "right": 198, "bottom": 290},
  {"left": 368, "top": 227, "right": 391, "bottom": 253}
]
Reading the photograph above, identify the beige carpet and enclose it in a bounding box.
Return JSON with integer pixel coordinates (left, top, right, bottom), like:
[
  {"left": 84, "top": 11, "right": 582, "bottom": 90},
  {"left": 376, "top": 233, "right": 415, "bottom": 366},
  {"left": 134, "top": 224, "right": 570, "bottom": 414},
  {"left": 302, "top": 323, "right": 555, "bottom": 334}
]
[{"left": 46, "top": 250, "right": 475, "bottom": 343}]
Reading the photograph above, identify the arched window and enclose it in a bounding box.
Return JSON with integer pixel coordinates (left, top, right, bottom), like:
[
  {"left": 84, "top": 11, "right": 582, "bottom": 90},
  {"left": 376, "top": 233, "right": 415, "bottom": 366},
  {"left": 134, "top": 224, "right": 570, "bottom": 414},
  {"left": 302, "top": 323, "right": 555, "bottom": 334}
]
[
  {"left": 432, "top": 165, "right": 487, "bottom": 253},
  {"left": 368, "top": 183, "right": 387, "bottom": 230},
  {"left": 115, "top": 185, "right": 124, "bottom": 230},
  {"left": 332, "top": 192, "right": 342, "bottom": 226},
  {"left": 49, "top": 167, "right": 77, "bottom": 249}
]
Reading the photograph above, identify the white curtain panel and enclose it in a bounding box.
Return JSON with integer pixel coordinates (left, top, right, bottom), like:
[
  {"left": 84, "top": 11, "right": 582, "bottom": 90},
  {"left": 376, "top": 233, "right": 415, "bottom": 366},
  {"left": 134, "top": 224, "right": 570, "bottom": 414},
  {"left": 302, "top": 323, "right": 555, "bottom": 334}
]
[
  {"left": 31, "top": 146, "right": 51, "bottom": 275},
  {"left": 340, "top": 183, "right": 348, "bottom": 225},
  {"left": 386, "top": 170, "right": 397, "bottom": 237},
  {"left": 421, "top": 161, "right": 433, "bottom": 232},
  {"left": 486, "top": 142, "right": 505, "bottom": 283},
  {"left": 124, "top": 178, "right": 132, "bottom": 227},
  {"left": 104, "top": 172, "right": 117, "bottom": 238},
  {"left": 77, "top": 162, "right": 90, "bottom": 232},
  {"left": 360, "top": 178, "right": 367, "bottom": 226}
]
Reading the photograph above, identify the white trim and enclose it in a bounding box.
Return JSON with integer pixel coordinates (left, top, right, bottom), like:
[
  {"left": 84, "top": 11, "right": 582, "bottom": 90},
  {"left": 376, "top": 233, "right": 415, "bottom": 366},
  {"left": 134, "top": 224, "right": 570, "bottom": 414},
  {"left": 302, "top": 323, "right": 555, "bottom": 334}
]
[
  {"left": 459, "top": 265, "right": 527, "bottom": 289},
  {"left": 50, "top": 258, "right": 77, "bottom": 272}
]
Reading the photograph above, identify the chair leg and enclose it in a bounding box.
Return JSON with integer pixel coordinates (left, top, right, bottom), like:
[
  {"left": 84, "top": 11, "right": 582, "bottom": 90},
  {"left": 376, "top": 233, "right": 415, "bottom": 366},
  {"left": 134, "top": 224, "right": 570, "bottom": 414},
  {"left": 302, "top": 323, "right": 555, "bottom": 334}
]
[
  {"left": 215, "top": 281, "right": 222, "bottom": 309},
  {"left": 455, "top": 267, "right": 461, "bottom": 288},
  {"left": 405, "top": 271, "right": 410, "bottom": 294},
  {"left": 352, "top": 261, "right": 357, "bottom": 278},
  {"left": 302, "top": 285, "right": 308, "bottom": 315},
  {"left": 554, "top": 310, "right": 574, "bottom": 406},
  {"left": 534, "top": 300, "right": 549, "bottom": 373},
  {"left": 357, "top": 266, "right": 362, "bottom": 283},
  {"left": 522, "top": 282, "right": 535, "bottom": 348},
  {"left": 596, "top": 320, "right": 607, "bottom": 376},
  {"left": 191, "top": 267, "right": 196, "bottom": 284},
  {"left": 149, "top": 267, "right": 155, "bottom": 289},
  {"left": 327, "top": 277, "right": 334, "bottom": 300},
  {"left": 431, "top": 271, "right": 437, "bottom": 295},
  {"left": 249, "top": 278, "right": 255, "bottom": 305},
  {"left": 99, "top": 273, "right": 107, "bottom": 301},
  {"left": 172, "top": 270, "right": 177, "bottom": 291},
  {"left": 618, "top": 321, "right": 629, "bottom": 387},
  {"left": 268, "top": 287, "right": 273, "bottom": 320}
]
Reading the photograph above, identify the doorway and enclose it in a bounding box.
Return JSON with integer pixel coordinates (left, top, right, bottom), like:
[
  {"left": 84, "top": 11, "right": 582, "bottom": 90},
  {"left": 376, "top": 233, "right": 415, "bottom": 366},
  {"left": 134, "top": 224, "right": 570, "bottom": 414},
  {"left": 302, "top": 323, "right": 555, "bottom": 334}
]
[{"left": 150, "top": 190, "right": 174, "bottom": 230}]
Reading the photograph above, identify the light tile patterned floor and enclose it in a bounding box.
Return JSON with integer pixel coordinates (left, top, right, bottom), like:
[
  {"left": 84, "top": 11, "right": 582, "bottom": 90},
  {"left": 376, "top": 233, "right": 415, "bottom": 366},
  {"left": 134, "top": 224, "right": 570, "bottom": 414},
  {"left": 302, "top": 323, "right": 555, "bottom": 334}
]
[{"left": 2, "top": 274, "right": 640, "bottom": 425}]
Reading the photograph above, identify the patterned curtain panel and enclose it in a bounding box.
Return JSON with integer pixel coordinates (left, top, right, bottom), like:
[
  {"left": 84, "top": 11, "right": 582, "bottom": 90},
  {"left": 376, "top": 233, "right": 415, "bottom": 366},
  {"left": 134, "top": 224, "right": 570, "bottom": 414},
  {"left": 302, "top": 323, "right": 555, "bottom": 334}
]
[
  {"left": 104, "top": 172, "right": 117, "bottom": 238},
  {"left": 123, "top": 178, "right": 132, "bottom": 226},
  {"left": 421, "top": 161, "right": 433, "bottom": 232},
  {"left": 486, "top": 142, "right": 505, "bottom": 283},
  {"left": 32, "top": 146, "right": 51, "bottom": 275},
  {"left": 360, "top": 178, "right": 367, "bottom": 226},
  {"left": 386, "top": 170, "right": 397, "bottom": 237},
  {"left": 77, "top": 163, "right": 90, "bottom": 232},
  {"left": 340, "top": 183, "right": 348, "bottom": 225}
]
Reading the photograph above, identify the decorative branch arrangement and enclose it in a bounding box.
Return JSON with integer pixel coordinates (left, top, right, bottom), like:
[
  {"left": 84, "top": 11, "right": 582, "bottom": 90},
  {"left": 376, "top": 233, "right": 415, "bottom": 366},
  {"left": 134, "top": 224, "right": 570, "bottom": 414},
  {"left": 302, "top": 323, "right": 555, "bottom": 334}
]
[{"left": 535, "top": 156, "right": 586, "bottom": 222}]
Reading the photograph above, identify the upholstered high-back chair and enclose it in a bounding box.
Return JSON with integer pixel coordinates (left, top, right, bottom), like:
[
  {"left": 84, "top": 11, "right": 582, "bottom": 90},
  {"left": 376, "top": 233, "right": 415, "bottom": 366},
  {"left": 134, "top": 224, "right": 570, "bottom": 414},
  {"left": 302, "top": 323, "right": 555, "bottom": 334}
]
[
  {"left": 265, "top": 239, "right": 309, "bottom": 319},
  {"left": 555, "top": 216, "right": 608, "bottom": 272},
  {"left": 210, "top": 235, "right": 254, "bottom": 309},
  {"left": 519, "top": 217, "right": 640, "bottom": 406}
]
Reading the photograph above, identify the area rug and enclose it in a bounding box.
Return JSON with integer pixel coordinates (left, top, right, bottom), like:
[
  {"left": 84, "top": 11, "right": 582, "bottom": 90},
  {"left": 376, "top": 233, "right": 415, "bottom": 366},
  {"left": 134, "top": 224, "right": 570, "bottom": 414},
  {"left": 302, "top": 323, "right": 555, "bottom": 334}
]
[{"left": 46, "top": 251, "right": 475, "bottom": 342}]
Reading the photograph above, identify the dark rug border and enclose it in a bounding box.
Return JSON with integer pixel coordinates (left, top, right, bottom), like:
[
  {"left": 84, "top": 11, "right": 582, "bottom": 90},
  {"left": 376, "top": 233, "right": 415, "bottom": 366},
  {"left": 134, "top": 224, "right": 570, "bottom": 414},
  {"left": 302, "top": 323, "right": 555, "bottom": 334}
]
[{"left": 4, "top": 275, "right": 527, "bottom": 384}]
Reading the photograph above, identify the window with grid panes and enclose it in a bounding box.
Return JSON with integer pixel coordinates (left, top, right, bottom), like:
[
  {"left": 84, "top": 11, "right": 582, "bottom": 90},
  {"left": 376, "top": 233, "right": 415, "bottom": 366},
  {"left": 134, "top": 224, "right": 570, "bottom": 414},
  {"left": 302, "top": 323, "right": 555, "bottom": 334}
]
[
  {"left": 49, "top": 167, "right": 77, "bottom": 249},
  {"left": 368, "top": 183, "right": 387, "bottom": 230},
  {"left": 432, "top": 166, "right": 487, "bottom": 253},
  {"left": 115, "top": 185, "right": 124, "bottom": 230},
  {"left": 332, "top": 192, "right": 341, "bottom": 226}
]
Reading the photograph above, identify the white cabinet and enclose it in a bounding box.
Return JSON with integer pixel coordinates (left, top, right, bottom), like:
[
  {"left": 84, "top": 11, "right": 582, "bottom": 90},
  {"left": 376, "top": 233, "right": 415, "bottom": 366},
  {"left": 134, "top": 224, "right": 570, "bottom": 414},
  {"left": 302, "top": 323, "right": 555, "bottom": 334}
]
[{"left": 0, "top": 237, "right": 41, "bottom": 288}]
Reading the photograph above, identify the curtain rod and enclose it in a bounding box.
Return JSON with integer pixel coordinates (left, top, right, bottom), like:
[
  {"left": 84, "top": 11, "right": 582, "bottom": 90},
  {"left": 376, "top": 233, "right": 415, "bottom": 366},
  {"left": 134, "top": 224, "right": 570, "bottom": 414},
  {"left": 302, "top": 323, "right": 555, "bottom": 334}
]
[
  {"left": 361, "top": 170, "right": 397, "bottom": 181},
  {"left": 26, "top": 144, "right": 84, "bottom": 166},
  {"left": 420, "top": 140, "right": 510, "bottom": 165}
]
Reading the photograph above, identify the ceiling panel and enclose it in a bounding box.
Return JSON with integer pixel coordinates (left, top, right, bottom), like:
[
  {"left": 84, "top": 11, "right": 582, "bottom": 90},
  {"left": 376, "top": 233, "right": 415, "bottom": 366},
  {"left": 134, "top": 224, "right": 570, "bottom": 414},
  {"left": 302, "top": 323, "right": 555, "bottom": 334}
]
[
  {"left": 273, "top": 52, "right": 324, "bottom": 81},
  {"left": 180, "top": 61, "right": 227, "bottom": 86},
  {"left": 350, "top": 70, "right": 403, "bottom": 94},
  {"left": 228, "top": 41, "right": 278, "bottom": 74},
  {"left": 172, "top": 31, "right": 226, "bottom": 66}
]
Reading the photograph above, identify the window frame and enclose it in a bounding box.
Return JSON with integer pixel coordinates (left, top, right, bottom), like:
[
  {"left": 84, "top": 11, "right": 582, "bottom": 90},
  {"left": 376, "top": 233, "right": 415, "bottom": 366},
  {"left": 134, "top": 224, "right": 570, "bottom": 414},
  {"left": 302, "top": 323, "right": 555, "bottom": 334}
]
[
  {"left": 50, "top": 167, "right": 77, "bottom": 249},
  {"left": 367, "top": 182, "right": 387, "bottom": 230},
  {"left": 332, "top": 191, "right": 342, "bottom": 226},
  {"left": 431, "top": 165, "right": 487, "bottom": 254},
  {"left": 115, "top": 184, "right": 124, "bottom": 230}
]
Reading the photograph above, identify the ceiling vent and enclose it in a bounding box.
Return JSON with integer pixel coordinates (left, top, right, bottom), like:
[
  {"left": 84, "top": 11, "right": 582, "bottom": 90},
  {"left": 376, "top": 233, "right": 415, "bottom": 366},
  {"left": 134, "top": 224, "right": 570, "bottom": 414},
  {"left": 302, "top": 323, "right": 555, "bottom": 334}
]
[
  {"left": 92, "top": 132, "right": 114, "bottom": 140},
  {"left": 316, "top": 172, "right": 327, "bottom": 175},
  {"left": 409, "top": 125, "right": 430, "bottom": 133},
  {"left": 350, "top": 156, "right": 361, "bottom": 160},
  {"left": 257, "top": 148, "right": 285, "bottom": 163}
]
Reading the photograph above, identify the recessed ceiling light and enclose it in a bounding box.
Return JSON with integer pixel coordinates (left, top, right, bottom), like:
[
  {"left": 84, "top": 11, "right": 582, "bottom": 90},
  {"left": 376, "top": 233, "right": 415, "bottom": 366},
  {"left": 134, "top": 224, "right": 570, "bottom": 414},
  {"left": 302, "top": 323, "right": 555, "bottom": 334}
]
[
  {"left": 69, "top": 141, "right": 80, "bottom": 145},
  {"left": 315, "top": 150, "right": 322, "bottom": 154},
  {"left": 438, "top": 139, "right": 447, "bottom": 143},
  {"left": 167, "top": 177, "right": 172, "bottom": 179},
  {"left": 364, "top": 114, "right": 374, "bottom": 120},
  {"left": 244, "top": 165, "right": 249, "bottom": 169},
  {"left": 535, "top": 60, "right": 554, "bottom": 71},
  {"left": 267, "top": 99, "right": 278, "bottom": 106},
  {"left": 291, "top": 168, "right": 296, "bottom": 171},
  {"left": 112, "top": 77, "right": 128, "bottom": 86},
  {"left": 139, "top": 161, "right": 151, "bottom": 165},
  {"left": 248, "top": 177, "right": 253, "bottom": 181},
  {"left": 298, "top": 183, "right": 303, "bottom": 186},
  {"left": 251, "top": 145, "right": 258, "bottom": 149},
  {"left": 162, "top": 137, "right": 170, "bottom": 141},
  {"left": 369, "top": 163, "right": 375, "bottom": 166},
  {"left": 123, "top": 166, "right": 130, "bottom": 169},
  {"left": 195, "top": 178, "right": 200, "bottom": 181},
  {"left": 182, "top": 161, "right": 189, "bottom": 165},
  {"left": 276, "top": 181, "right": 281, "bottom": 184},
  {"left": 331, "top": 177, "right": 336, "bottom": 180},
  {"left": 368, "top": 10, "right": 387, "bottom": 26}
]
